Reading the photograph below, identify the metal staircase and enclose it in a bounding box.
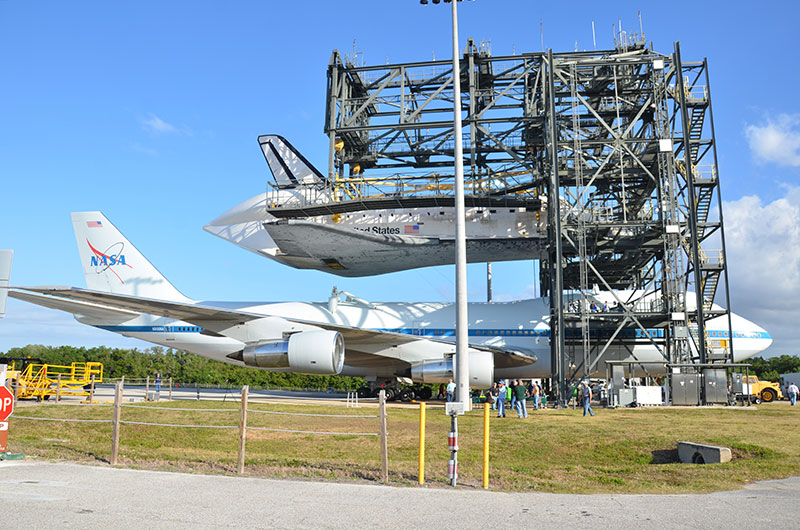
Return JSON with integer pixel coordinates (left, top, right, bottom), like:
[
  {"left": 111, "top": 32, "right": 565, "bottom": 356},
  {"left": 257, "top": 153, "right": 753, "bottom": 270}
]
[{"left": 673, "top": 44, "right": 734, "bottom": 373}]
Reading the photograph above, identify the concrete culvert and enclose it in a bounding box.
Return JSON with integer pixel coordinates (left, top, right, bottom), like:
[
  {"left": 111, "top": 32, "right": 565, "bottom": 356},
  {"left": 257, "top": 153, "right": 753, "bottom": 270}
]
[{"left": 679, "top": 441, "right": 732, "bottom": 464}]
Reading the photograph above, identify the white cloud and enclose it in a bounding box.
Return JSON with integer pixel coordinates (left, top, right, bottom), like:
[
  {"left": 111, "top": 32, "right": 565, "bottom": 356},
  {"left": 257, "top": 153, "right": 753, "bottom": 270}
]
[
  {"left": 745, "top": 114, "right": 800, "bottom": 167},
  {"left": 141, "top": 113, "right": 177, "bottom": 134},
  {"left": 493, "top": 283, "right": 536, "bottom": 302},
  {"left": 723, "top": 187, "right": 800, "bottom": 354},
  {"left": 139, "top": 113, "right": 193, "bottom": 136}
]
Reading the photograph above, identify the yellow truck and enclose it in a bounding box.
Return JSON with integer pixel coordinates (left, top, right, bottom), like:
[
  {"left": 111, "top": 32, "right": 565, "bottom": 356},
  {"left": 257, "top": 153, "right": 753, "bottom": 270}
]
[
  {"left": 742, "top": 375, "right": 783, "bottom": 403},
  {"left": 2, "top": 357, "right": 43, "bottom": 390}
]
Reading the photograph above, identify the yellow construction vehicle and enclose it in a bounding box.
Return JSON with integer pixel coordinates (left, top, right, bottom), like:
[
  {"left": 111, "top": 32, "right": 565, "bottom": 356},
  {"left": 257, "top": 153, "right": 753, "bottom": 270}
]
[
  {"left": 2, "top": 357, "right": 43, "bottom": 389},
  {"left": 15, "top": 362, "right": 103, "bottom": 401},
  {"left": 742, "top": 375, "right": 783, "bottom": 403}
]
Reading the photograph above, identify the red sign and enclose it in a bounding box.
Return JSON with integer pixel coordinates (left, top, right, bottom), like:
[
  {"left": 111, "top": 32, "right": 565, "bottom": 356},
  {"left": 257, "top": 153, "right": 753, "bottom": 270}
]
[{"left": 0, "top": 386, "right": 13, "bottom": 422}]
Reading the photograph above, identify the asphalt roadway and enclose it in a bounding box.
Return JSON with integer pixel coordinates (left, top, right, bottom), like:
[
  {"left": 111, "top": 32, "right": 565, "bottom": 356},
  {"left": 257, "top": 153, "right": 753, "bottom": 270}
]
[
  {"left": 75, "top": 383, "right": 354, "bottom": 404},
  {"left": 0, "top": 461, "right": 797, "bottom": 529},
  {"left": 32, "top": 383, "right": 430, "bottom": 409}
]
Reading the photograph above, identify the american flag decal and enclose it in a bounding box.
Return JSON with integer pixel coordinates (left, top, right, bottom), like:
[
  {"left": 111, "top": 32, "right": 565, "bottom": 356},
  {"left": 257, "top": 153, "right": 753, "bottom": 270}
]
[
  {"left": 86, "top": 221, "right": 103, "bottom": 228},
  {"left": 404, "top": 225, "right": 420, "bottom": 234}
]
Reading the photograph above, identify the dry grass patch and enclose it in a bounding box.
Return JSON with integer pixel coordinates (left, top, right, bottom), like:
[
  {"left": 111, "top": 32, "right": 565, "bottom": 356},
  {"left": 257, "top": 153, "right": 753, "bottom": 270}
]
[{"left": 7, "top": 400, "right": 800, "bottom": 493}]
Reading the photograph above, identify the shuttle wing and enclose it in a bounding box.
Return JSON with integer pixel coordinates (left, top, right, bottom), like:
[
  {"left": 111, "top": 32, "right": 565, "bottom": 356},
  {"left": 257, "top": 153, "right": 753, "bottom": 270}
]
[
  {"left": 264, "top": 219, "right": 437, "bottom": 255},
  {"left": 263, "top": 219, "right": 446, "bottom": 276},
  {"left": 261, "top": 220, "right": 546, "bottom": 277}
]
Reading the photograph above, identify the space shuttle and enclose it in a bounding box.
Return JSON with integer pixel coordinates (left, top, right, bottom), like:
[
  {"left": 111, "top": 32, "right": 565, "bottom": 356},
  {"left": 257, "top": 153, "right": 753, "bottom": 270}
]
[
  {"left": 203, "top": 135, "right": 547, "bottom": 277},
  {"left": 1, "top": 213, "right": 772, "bottom": 389}
]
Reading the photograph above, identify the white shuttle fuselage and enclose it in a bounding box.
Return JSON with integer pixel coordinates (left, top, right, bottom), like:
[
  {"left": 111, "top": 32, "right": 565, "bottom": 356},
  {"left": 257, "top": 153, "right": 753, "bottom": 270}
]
[{"left": 203, "top": 135, "right": 546, "bottom": 277}]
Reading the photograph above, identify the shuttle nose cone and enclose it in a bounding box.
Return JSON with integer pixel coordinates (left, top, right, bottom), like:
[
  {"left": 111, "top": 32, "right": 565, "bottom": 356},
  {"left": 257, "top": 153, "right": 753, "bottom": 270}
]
[
  {"left": 205, "top": 193, "right": 270, "bottom": 230},
  {"left": 203, "top": 193, "right": 278, "bottom": 253}
]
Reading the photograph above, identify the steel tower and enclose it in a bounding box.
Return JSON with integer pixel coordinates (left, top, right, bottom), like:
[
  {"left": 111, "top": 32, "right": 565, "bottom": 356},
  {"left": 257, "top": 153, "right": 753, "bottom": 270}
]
[{"left": 317, "top": 36, "right": 733, "bottom": 404}]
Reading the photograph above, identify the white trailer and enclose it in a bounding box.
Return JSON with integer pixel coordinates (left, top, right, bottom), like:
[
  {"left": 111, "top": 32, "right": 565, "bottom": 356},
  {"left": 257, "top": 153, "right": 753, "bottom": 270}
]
[{"left": 779, "top": 373, "right": 800, "bottom": 398}]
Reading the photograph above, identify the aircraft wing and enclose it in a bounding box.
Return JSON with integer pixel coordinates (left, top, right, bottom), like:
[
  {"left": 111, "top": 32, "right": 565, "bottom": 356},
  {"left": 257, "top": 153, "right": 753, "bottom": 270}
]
[
  {"left": 13, "top": 286, "right": 537, "bottom": 368},
  {"left": 13, "top": 287, "right": 264, "bottom": 324},
  {"left": 9, "top": 290, "right": 140, "bottom": 323},
  {"left": 282, "top": 317, "right": 537, "bottom": 367}
]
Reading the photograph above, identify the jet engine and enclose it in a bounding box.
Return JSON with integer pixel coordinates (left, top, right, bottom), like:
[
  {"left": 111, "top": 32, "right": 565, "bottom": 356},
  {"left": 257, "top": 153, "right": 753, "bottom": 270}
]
[
  {"left": 231, "top": 330, "right": 345, "bottom": 375},
  {"left": 410, "top": 350, "right": 493, "bottom": 387}
]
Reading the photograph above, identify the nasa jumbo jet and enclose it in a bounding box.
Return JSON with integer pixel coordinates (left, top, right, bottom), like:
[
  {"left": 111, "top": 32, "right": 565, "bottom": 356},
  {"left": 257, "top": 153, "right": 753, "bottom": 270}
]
[
  {"left": 203, "top": 135, "right": 547, "bottom": 277},
  {"left": 1, "top": 213, "right": 771, "bottom": 388}
]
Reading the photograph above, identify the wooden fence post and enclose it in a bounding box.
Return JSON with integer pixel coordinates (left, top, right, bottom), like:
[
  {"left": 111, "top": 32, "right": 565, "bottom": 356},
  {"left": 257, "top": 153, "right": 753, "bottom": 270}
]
[
  {"left": 238, "top": 385, "right": 249, "bottom": 475},
  {"left": 56, "top": 374, "right": 62, "bottom": 403},
  {"left": 111, "top": 380, "right": 123, "bottom": 465},
  {"left": 379, "top": 389, "right": 388, "bottom": 484}
]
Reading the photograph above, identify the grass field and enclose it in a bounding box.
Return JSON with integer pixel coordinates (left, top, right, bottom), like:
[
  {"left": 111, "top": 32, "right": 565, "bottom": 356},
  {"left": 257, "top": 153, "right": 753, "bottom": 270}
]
[{"left": 7, "top": 399, "right": 800, "bottom": 493}]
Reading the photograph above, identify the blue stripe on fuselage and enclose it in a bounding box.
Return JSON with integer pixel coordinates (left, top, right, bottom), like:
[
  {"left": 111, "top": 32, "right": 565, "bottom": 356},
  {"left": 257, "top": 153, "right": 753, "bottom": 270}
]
[
  {"left": 94, "top": 325, "right": 772, "bottom": 341},
  {"left": 97, "top": 325, "right": 204, "bottom": 333}
]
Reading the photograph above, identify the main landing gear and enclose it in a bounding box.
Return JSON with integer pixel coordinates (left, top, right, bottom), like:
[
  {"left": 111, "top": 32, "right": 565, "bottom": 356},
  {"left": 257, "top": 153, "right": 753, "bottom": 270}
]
[{"left": 356, "top": 382, "right": 434, "bottom": 402}]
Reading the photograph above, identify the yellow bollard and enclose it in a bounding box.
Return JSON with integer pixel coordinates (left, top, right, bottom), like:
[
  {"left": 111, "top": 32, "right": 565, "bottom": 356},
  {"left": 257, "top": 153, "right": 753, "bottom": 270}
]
[
  {"left": 483, "top": 402, "right": 490, "bottom": 489},
  {"left": 419, "top": 402, "right": 426, "bottom": 484}
]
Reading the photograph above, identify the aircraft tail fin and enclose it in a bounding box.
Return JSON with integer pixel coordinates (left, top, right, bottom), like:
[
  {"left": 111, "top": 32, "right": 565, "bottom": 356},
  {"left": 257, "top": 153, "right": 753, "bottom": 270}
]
[
  {"left": 0, "top": 249, "right": 12, "bottom": 318},
  {"left": 257, "top": 134, "right": 326, "bottom": 189},
  {"left": 71, "top": 212, "right": 191, "bottom": 302}
]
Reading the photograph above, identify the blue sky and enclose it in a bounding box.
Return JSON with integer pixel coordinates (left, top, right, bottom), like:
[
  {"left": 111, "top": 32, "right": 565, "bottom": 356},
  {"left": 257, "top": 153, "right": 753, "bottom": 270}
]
[{"left": 1, "top": 1, "right": 799, "bottom": 355}]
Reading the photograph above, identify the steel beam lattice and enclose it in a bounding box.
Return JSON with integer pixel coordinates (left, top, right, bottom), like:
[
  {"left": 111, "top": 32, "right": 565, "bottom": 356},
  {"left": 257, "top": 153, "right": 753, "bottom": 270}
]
[{"left": 321, "top": 36, "right": 733, "bottom": 405}]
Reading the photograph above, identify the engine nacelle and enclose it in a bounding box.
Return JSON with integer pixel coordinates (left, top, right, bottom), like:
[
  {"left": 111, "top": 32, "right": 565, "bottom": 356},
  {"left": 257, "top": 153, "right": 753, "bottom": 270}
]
[
  {"left": 239, "top": 330, "right": 345, "bottom": 375},
  {"left": 410, "top": 350, "right": 493, "bottom": 388}
]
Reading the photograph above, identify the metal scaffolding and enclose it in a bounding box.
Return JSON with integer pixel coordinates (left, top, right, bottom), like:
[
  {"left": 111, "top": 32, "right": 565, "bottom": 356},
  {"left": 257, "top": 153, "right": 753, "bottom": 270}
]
[{"left": 321, "top": 36, "right": 734, "bottom": 405}]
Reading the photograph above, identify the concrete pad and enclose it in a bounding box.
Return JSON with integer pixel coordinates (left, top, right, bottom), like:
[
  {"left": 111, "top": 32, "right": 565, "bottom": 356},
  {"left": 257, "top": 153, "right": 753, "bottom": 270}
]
[
  {"left": 1, "top": 461, "right": 798, "bottom": 529},
  {"left": 679, "top": 441, "right": 732, "bottom": 464}
]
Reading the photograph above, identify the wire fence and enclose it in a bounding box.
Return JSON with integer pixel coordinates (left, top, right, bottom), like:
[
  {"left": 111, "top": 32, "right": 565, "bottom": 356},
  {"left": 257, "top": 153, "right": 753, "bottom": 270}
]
[
  {"left": 9, "top": 382, "right": 389, "bottom": 481},
  {"left": 245, "top": 408, "right": 378, "bottom": 419},
  {"left": 106, "top": 377, "right": 362, "bottom": 395},
  {"left": 11, "top": 415, "right": 111, "bottom": 424},
  {"left": 85, "top": 378, "right": 377, "bottom": 407}
]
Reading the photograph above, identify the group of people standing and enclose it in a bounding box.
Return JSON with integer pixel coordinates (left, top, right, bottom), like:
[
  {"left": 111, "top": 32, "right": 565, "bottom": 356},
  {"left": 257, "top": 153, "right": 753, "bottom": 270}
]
[
  {"left": 486, "top": 379, "right": 543, "bottom": 418},
  {"left": 484, "top": 379, "right": 596, "bottom": 418}
]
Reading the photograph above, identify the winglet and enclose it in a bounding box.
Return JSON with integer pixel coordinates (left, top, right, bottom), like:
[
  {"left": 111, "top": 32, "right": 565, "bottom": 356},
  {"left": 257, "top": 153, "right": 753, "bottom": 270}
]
[{"left": 0, "top": 249, "right": 12, "bottom": 318}]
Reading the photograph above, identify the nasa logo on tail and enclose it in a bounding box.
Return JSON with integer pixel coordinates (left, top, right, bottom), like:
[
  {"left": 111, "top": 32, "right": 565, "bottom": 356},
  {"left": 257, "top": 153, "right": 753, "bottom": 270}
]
[{"left": 86, "top": 239, "right": 132, "bottom": 283}]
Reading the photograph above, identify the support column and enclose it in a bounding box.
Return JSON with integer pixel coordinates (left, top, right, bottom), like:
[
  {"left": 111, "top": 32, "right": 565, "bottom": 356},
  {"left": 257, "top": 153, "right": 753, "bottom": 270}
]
[{"left": 546, "top": 49, "right": 566, "bottom": 406}]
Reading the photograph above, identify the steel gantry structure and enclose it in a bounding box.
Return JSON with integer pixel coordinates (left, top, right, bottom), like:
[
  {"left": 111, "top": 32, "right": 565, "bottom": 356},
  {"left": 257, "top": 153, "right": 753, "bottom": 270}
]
[{"left": 320, "top": 35, "right": 734, "bottom": 405}]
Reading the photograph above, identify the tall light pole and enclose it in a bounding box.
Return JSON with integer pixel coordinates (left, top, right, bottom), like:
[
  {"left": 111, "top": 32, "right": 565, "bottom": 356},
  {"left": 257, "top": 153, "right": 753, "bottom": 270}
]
[{"left": 419, "top": 0, "right": 471, "bottom": 413}]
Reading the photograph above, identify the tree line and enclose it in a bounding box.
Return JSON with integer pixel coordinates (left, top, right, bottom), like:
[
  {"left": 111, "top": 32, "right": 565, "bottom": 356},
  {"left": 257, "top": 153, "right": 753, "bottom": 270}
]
[
  {"left": 2, "top": 345, "right": 799, "bottom": 387},
  {"left": 745, "top": 355, "right": 800, "bottom": 382},
  {"left": 0, "top": 345, "right": 366, "bottom": 391}
]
